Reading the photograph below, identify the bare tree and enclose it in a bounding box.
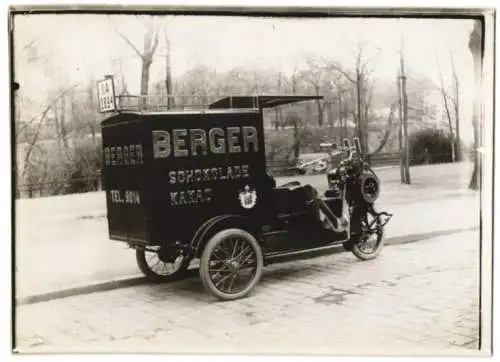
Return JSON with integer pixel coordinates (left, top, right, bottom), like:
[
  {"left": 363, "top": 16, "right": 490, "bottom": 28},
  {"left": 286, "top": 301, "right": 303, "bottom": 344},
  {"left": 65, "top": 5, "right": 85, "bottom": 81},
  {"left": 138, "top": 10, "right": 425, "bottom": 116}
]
[
  {"left": 17, "top": 84, "right": 81, "bottom": 184},
  {"left": 330, "top": 76, "right": 350, "bottom": 140},
  {"left": 111, "top": 16, "right": 160, "bottom": 103},
  {"left": 299, "top": 57, "right": 325, "bottom": 127},
  {"left": 468, "top": 20, "right": 482, "bottom": 190},
  {"left": 324, "top": 45, "right": 393, "bottom": 161},
  {"left": 323, "top": 44, "right": 375, "bottom": 154},
  {"left": 15, "top": 35, "right": 104, "bottom": 198}
]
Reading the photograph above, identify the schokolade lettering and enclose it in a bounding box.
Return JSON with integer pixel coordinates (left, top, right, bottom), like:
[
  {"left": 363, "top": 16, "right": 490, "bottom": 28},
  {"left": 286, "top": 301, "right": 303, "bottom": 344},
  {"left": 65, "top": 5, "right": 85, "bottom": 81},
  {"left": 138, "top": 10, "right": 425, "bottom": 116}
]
[
  {"left": 152, "top": 126, "right": 259, "bottom": 158},
  {"left": 168, "top": 165, "right": 249, "bottom": 185}
]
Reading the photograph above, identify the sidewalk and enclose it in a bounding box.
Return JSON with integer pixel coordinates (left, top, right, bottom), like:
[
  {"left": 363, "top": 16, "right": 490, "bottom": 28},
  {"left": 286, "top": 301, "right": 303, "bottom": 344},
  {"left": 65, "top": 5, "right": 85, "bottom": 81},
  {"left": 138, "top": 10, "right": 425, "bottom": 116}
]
[{"left": 15, "top": 162, "right": 480, "bottom": 302}]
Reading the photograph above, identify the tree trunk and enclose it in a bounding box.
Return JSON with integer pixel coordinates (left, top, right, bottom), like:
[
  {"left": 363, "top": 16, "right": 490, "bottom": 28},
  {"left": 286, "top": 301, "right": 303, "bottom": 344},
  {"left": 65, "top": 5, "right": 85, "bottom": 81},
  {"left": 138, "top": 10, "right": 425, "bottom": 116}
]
[
  {"left": 363, "top": 82, "right": 373, "bottom": 154},
  {"left": 141, "top": 59, "right": 151, "bottom": 96},
  {"left": 87, "top": 84, "right": 96, "bottom": 144},
  {"left": 343, "top": 98, "right": 349, "bottom": 140},
  {"left": 315, "top": 86, "right": 323, "bottom": 127},
  {"left": 454, "top": 102, "right": 461, "bottom": 161},
  {"left": 356, "top": 72, "right": 364, "bottom": 153},
  {"left": 468, "top": 113, "right": 479, "bottom": 190},
  {"left": 440, "top": 89, "right": 456, "bottom": 161},
  {"left": 54, "top": 105, "right": 62, "bottom": 150},
  {"left": 275, "top": 71, "right": 282, "bottom": 129},
  {"left": 400, "top": 53, "right": 411, "bottom": 184},
  {"left": 60, "top": 96, "right": 69, "bottom": 149},
  {"left": 468, "top": 21, "right": 482, "bottom": 190},
  {"left": 402, "top": 79, "right": 411, "bottom": 184},
  {"left": 397, "top": 70, "right": 406, "bottom": 184},
  {"left": 293, "top": 122, "right": 300, "bottom": 160},
  {"left": 453, "top": 82, "right": 461, "bottom": 162},
  {"left": 451, "top": 54, "right": 462, "bottom": 161},
  {"left": 164, "top": 31, "right": 173, "bottom": 109},
  {"left": 338, "top": 93, "right": 345, "bottom": 140}
]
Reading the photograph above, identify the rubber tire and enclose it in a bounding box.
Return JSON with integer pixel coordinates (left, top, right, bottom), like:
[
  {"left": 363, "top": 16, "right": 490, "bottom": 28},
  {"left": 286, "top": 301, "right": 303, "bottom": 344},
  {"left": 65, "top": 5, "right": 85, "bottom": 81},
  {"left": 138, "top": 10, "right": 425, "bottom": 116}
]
[
  {"left": 199, "top": 228, "right": 264, "bottom": 301},
  {"left": 136, "top": 249, "right": 191, "bottom": 283},
  {"left": 351, "top": 228, "right": 385, "bottom": 261}
]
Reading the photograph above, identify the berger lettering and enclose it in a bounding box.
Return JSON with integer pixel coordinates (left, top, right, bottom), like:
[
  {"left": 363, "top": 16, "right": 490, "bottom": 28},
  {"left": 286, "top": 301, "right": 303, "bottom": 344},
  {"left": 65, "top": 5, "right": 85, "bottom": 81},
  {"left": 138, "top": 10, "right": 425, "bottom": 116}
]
[
  {"left": 153, "top": 126, "right": 259, "bottom": 158},
  {"left": 104, "top": 144, "right": 144, "bottom": 166}
]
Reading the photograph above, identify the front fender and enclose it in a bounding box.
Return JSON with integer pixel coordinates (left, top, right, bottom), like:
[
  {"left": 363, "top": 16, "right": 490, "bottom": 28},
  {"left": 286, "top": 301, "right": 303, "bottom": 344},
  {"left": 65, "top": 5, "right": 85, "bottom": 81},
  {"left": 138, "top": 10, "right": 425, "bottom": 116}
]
[{"left": 191, "top": 214, "right": 262, "bottom": 258}]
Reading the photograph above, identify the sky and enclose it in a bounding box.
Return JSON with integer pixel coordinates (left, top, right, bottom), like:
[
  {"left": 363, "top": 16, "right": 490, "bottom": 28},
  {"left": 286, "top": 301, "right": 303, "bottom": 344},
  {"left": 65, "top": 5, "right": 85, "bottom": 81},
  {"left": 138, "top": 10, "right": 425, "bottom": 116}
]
[{"left": 13, "top": 14, "right": 477, "bottom": 140}]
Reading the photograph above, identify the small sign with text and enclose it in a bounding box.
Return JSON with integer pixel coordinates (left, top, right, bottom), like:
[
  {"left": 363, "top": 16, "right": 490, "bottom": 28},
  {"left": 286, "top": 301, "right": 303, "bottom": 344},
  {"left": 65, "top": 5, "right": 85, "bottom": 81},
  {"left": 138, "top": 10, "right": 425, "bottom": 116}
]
[{"left": 97, "top": 77, "right": 116, "bottom": 113}]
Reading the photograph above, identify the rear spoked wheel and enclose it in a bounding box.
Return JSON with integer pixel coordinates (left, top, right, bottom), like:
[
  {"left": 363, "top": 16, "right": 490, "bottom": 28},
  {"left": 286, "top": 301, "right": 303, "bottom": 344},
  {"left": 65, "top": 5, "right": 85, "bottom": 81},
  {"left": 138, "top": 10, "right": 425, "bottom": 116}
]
[
  {"left": 351, "top": 207, "right": 385, "bottom": 261},
  {"left": 136, "top": 247, "right": 191, "bottom": 283},
  {"left": 200, "top": 228, "right": 263, "bottom": 301}
]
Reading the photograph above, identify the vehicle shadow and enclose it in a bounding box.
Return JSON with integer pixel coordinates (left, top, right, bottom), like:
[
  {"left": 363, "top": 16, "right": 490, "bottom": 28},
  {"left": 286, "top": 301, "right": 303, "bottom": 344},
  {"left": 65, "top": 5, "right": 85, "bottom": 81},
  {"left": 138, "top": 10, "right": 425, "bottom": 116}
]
[{"left": 140, "top": 261, "right": 347, "bottom": 303}]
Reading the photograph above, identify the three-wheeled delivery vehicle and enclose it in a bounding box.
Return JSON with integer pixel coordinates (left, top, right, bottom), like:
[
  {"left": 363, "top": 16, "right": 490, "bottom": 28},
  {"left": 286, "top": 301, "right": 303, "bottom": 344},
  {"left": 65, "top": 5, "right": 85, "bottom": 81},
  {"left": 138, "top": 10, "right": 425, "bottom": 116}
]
[{"left": 98, "top": 78, "right": 392, "bottom": 301}]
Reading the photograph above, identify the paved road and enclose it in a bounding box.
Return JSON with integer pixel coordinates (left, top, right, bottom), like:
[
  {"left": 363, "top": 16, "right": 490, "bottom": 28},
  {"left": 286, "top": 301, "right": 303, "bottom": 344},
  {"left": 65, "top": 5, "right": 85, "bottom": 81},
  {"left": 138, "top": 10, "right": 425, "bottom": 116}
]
[
  {"left": 15, "top": 162, "right": 479, "bottom": 300},
  {"left": 15, "top": 229, "right": 483, "bottom": 355}
]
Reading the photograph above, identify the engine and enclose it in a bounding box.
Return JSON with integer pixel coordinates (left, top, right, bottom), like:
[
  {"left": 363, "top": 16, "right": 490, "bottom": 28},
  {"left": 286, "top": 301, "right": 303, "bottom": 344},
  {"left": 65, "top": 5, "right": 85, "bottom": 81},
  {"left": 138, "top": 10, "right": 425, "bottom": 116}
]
[{"left": 326, "top": 160, "right": 380, "bottom": 204}]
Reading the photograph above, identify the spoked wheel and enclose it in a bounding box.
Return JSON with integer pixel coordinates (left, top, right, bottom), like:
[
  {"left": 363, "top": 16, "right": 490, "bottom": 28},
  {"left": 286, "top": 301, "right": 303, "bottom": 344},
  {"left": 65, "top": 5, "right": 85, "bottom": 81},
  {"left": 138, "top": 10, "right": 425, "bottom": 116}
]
[
  {"left": 351, "top": 207, "right": 385, "bottom": 261},
  {"left": 199, "top": 228, "right": 264, "bottom": 301},
  {"left": 136, "top": 248, "right": 191, "bottom": 283}
]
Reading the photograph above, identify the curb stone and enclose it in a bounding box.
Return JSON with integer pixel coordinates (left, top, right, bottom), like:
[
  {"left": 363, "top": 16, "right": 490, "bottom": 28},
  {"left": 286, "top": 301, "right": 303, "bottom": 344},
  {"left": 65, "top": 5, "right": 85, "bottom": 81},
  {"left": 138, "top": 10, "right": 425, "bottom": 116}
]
[{"left": 16, "top": 226, "right": 479, "bottom": 306}]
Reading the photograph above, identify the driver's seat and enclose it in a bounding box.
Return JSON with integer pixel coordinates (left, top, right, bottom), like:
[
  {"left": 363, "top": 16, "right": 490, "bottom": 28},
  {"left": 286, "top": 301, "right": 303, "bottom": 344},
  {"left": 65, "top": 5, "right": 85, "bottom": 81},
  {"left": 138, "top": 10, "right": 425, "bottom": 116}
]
[{"left": 273, "top": 183, "right": 318, "bottom": 218}]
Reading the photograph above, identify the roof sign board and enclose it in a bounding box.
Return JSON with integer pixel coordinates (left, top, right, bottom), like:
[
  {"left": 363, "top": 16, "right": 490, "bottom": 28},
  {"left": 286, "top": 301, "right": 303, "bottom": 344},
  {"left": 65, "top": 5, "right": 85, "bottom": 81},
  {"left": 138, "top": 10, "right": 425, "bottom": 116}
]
[{"left": 97, "top": 76, "right": 117, "bottom": 113}]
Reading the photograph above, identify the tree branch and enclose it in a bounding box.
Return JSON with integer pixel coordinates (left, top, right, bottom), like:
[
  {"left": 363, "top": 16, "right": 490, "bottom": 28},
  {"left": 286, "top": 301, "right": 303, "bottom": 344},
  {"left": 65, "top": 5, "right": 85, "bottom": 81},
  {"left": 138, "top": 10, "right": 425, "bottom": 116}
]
[
  {"left": 325, "top": 63, "right": 357, "bottom": 84},
  {"left": 108, "top": 16, "right": 144, "bottom": 59},
  {"left": 22, "top": 39, "right": 37, "bottom": 51},
  {"left": 150, "top": 28, "right": 160, "bottom": 54},
  {"left": 435, "top": 54, "right": 454, "bottom": 135},
  {"left": 16, "top": 83, "right": 82, "bottom": 139},
  {"left": 117, "top": 30, "right": 144, "bottom": 59},
  {"left": 20, "top": 104, "right": 52, "bottom": 179},
  {"left": 368, "top": 103, "right": 397, "bottom": 156}
]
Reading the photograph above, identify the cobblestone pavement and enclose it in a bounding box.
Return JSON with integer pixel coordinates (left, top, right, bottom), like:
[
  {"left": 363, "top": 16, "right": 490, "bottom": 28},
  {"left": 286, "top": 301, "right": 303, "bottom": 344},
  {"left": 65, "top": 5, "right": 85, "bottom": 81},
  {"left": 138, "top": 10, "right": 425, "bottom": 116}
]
[{"left": 15, "top": 229, "right": 484, "bottom": 356}]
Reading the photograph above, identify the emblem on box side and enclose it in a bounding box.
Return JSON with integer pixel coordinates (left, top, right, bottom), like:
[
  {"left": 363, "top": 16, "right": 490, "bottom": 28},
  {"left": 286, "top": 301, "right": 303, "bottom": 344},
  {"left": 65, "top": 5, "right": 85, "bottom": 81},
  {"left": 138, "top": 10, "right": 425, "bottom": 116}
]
[{"left": 238, "top": 185, "right": 257, "bottom": 209}]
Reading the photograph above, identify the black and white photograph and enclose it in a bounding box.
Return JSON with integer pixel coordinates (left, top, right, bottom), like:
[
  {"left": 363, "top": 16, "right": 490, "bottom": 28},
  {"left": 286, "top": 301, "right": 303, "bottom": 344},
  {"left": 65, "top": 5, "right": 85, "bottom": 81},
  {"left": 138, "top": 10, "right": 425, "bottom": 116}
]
[{"left": 10, "top": 5, "right": 495, "bottom": 356}]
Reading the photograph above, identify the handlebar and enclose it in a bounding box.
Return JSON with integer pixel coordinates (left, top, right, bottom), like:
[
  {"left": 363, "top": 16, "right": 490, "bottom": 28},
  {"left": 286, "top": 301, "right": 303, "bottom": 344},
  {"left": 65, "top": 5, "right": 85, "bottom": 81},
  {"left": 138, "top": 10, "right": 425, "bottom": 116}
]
[{"left": 325, "top": 137, "right": 363, "bottom": 166}]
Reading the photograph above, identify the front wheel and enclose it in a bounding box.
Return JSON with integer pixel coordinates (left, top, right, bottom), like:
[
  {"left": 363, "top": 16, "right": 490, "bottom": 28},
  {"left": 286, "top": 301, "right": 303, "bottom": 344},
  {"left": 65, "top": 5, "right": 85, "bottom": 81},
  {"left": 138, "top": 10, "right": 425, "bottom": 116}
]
[
  {"left": 199, "top": 228, "right": 264, "bottom": 301},
  {"left": 350, "top": 207, "right": 385, "bottom": 261},
  {"left": 136, "top": 248, "right": 191, "bottom": 283}
]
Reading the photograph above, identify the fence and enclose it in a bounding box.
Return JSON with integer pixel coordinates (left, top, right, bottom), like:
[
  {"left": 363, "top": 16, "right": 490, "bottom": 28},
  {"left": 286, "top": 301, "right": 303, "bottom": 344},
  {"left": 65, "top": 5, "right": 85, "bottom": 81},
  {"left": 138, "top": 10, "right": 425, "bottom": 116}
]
[
  {"left": 17, "top": 151, "right": 470, "bottom": 199},
  {"left": 16, "top": 174, "right": 103, "bottom": 199},
  {"left": 115, "top": 94, "right": 261, "bottom": 112}
]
